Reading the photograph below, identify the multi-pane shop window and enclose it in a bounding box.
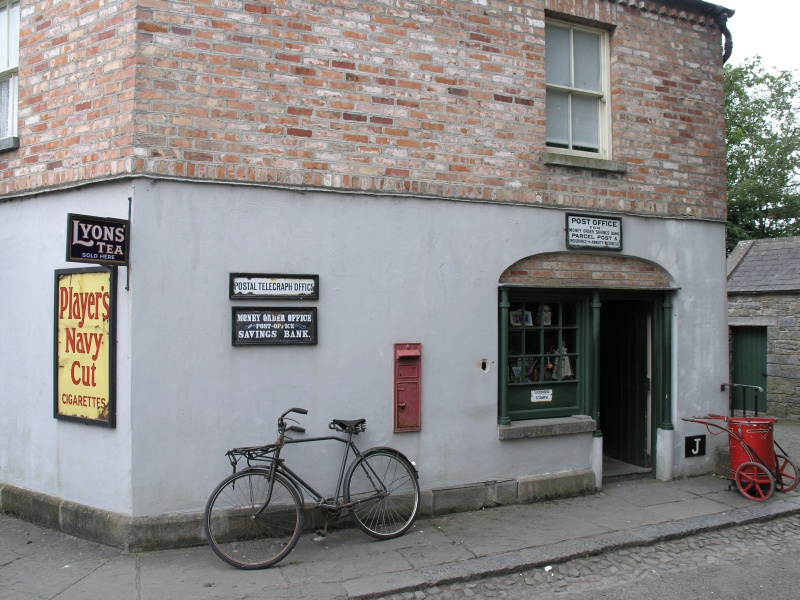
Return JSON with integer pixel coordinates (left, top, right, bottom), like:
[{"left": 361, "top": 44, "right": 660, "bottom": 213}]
[
  {"left": 507, "top": 301, "right": 579, "bottom": 386},
  {"left": 545, "top": 21, "right": 609, "bottom": 157},
  {"left": 0, "top": 0, "right": 19, "bottom": 141},
  {"left": 500, "top": 294, "right": 584, "bottom": 422}
]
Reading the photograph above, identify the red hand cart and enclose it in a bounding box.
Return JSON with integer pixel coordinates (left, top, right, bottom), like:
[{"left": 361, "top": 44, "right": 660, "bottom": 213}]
[
  {"left": 682, "top": 413, "right": 798, "bottom": 501},
  {"left": 684, "top": 383, "right": 799, "bottom": 501}
]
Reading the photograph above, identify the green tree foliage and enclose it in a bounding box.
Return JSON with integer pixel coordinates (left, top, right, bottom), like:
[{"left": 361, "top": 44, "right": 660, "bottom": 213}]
[{"left": 725, "top": 58, "right": 800, "bottom": 253}]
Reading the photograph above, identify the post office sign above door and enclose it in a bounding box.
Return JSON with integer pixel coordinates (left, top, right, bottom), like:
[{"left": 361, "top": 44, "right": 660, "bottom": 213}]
[{"left": 565, "top": 214, "right": 622, "bottom": 250}]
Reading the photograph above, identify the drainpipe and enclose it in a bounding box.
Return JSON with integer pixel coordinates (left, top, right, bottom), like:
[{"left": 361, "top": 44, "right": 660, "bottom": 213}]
[{"left": 716, "top": 10, "right": 733, "bottom": 64}]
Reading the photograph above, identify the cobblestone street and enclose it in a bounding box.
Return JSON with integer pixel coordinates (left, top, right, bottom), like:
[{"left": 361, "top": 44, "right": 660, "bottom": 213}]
[{"left": 389, "top": 514, "right": 800, "bottom": 599}]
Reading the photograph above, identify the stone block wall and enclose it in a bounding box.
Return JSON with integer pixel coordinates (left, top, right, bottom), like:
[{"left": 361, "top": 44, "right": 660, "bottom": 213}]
[{"left": 729, "top": 294, "right": 800, "bottom": 419}]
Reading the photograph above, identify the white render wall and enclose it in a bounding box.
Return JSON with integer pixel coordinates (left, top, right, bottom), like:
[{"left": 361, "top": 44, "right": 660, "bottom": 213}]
[
  {"left": 0, "top": 178, "right": 730, "bottom": 518},
  {"left": 0, "top": 181, "right": 134, "bottom": 514}
]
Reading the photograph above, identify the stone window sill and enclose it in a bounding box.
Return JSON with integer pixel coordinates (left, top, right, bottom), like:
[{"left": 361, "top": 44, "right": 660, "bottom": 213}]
[
  {"left": 0, "top": 136, "right": 19, "bottom": 152},
  {"left": 498, "top": 415, "right": 597, "bottom": 441},
  {"left": 544, "top": 151, "right": 626, "bottom": 174}
]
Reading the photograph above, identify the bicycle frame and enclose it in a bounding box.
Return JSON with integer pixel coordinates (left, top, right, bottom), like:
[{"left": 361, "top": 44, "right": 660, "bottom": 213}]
[{"left": 243, "top": 429, "right": 388, "bottom": 514}]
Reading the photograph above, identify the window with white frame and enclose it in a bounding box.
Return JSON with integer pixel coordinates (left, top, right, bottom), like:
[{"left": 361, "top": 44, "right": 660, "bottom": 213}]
[
  {"left": 0, "top": 0, "right": 19, "bottom": 143},
  {"left": 545, "top": 21, "right": 609, "bottom": 158}
]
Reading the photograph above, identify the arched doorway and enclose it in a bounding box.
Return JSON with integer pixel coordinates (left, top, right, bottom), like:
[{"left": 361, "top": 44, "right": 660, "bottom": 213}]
[{"left": 498, "top": 252, "right": 676, "bottom": 477}]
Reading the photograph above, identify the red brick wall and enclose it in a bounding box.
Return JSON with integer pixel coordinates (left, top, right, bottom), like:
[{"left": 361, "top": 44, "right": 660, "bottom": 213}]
[
  {"left": 1, "top": 0, "right": 727, "bottom": 221},
  {"left": 1, "top": 0, "right": 138, "bottom": 194},
  {"left": 500, "top": 252, "right": 675, "bottom": 288}
]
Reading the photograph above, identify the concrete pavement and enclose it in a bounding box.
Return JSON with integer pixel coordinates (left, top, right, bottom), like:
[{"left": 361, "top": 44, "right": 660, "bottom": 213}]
[{"left": 2, "top": 420, "right": 800, "bottom": 600}]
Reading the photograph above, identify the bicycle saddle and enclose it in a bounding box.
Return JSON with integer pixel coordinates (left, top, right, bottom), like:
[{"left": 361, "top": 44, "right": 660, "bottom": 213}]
[{"left": 331, "top": 418, "right": 366, "bottom": 431}]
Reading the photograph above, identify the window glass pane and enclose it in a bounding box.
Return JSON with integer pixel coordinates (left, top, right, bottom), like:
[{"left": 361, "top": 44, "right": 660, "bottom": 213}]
[
  {"left": 0, "top": 78, "right": 8, "bottom": 138},
  {"left": 571, "top": 94, "right": 599, "bottom": 152},
  {"left": 509, "top": 358, "right": 523, "bottom": 384},
  {"left": 549, "top": 303, "right": 560, "bottom": 325},
  {"left": 558, "top": 354, "right": 576, "bottom": 380},
  {"left": 546, "top": 90, "right": 570, "bottom": 148},
  {"left": 523, "top": 357, "right": 540, "bottom": 383},
  {"left": 9, "top": 1, "right": 19, "bottom": 66},
  {"left": 0, "top": 5, "right": 8, "bottom": 70},
  {"left": 508, "top": 330, "right": 522, "bottom": 356},
  {"left": 545, "top": 25, "right": 571, "bottom": 86},
  {"left": 573, "top": 30, "right": 601, "bottom": 91},
  {"left": 560, "top": 330, "right": 577, "bottom": 354},
  {"left": 525, "top": 330, "right": 540, "bottom": 354},
  {"left": 562, "top": 303, "right": 577, "bottom": 326},
  {"left": 543, "top": 330, "right": 559, "bottom": 354},
  {"left": 536, "top": 302, "right": 553, "bottom": 327},
  {"left": 543, "top": 352, "right": 557, "bottom": 381}
]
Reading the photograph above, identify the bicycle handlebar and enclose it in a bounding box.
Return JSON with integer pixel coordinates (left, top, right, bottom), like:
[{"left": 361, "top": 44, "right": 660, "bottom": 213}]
[
  {"left": 286, "top": 425, "right": 305, "bottom": 433},
  {"left": 280, "top": 407, "right": 308, "bottom": 419}
]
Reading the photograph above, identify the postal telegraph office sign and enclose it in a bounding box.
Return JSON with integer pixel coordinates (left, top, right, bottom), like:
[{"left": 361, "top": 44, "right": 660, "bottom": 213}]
[
  {"left": 66, "top": 213, "right": 129, "bottom": 266},
  {"left": 230, "top": 273, "right": 319, "bottom": 300}
]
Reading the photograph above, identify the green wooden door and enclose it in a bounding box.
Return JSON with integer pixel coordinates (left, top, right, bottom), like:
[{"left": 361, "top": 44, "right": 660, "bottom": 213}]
[
  {"left": 599, "top": 300, "right": 650, "bottom": 468},
  {"left": 731, "top": 327, "right": 768, "bottom": 413}
]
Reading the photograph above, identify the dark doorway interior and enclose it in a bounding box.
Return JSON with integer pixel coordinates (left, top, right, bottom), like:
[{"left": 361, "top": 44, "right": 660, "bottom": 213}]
[{"left": 599, "top": 300, "right": 651, "bottom": 470}]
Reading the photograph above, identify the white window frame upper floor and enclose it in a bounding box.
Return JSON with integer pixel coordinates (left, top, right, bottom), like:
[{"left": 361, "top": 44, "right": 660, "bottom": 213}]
[
  {"left": 0, "top": 0, "right": 19, "bottom": 151},
  {"left": 545, "top": 19, "right": 611, "bottom": 161}
]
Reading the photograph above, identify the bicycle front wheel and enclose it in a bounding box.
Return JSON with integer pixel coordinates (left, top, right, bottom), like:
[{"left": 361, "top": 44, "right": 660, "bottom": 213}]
[
  {"left": 204, "top": 469, "right": 303, "bottom": 569},
  {"left": 344, "top": 450, "right": 420, "bottom": 540}
]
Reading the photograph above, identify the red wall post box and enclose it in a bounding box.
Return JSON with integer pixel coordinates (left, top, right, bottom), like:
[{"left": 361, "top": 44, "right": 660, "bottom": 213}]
[{"left": 394, "top": 343, "right": 421, "bottom": 432}]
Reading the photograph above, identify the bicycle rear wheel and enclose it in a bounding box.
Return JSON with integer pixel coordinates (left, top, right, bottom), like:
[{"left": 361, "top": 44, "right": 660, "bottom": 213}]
[
  {"left": 204, "top": 469, "right": 303, "bottom": 569},
  {"left": 344, "top": 450, "right": 420, "bottom": 540}
]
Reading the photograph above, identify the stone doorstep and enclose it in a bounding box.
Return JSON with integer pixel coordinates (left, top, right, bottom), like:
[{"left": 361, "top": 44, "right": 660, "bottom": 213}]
[{"left": 0, "top": 469, "right": 596, "bottom": 552}]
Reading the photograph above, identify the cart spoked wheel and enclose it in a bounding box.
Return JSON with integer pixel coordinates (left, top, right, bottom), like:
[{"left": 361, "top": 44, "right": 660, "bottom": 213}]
[
  {"left": 735, "top": 462, "right": 775, "bottom": 501},
  {"left": 774, "top": 455, "right": 799, "bottom": 493}
]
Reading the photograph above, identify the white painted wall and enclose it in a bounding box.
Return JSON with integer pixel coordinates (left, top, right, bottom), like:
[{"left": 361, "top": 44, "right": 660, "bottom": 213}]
[
  {"left": 0, "top": 181, "right": 134, "bottom": 514},
  {"left": 126, "top": 180, "right": 729, "bottom": 515},
  {"left": 0, "top": 178, "right": 729, "bottom": 517}
]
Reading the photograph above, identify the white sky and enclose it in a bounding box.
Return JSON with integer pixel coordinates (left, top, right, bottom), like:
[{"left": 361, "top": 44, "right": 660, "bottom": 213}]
[{"left": 718, "top": 0, "right": 800, "bottom": 73}]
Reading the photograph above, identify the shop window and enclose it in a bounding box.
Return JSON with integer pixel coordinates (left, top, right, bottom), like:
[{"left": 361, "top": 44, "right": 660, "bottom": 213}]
[
  {"left": 0, "top": 0, "right": 19, "bottom": 147},
  {"left": 545, "top": 20, "right": 610, "bottom": 159},
  {"left": 508, "top": 301, "right": 578, "bottom": 384},
  {"left": 501, "top": 294, "right": 586, "bottom": 421}
]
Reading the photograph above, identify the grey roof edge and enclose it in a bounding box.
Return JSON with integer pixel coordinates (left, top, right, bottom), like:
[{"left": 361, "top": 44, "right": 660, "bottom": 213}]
[
  {"left": 601, "top": 0, "right": 734, "bottom": 20},
  {"left": 729, "top": 288, "right": 800, "bottom": 297},
  {"left": 726, "top": 239, "right": 754, "bottom": 280},
  {"left": 670, "top": 0, "right": 735, "bottom": 18}
]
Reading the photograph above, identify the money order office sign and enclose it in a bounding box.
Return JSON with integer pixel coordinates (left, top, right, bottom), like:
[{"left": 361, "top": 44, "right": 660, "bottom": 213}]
[{"left": 54, "top": 268, "right": 116, "bottom": 427}]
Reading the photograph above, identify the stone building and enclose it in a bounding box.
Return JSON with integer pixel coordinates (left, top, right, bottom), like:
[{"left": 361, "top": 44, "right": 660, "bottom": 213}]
[
  {"left": 727, "top": 237, "right": 800, "bottom": 419},
  {"left": 0, "top": 0, "right": 735, "bottom": 549}
]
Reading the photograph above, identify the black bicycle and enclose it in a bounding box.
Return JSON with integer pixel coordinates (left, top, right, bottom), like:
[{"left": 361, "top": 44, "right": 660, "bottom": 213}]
[{"left": 203, "top": 407, "right": 421, "bottom": 569}]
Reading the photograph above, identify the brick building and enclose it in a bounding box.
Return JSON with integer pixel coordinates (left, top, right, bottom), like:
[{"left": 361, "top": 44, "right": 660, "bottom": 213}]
[{"left": 0, "top": 0, "right": 735, "bottom": 549}]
